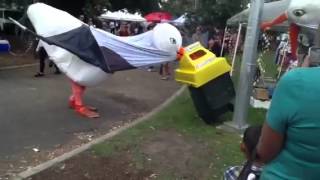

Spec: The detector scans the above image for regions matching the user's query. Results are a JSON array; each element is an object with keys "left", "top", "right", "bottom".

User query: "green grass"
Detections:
[
  {"left": 229, "top": 51, "right": 278, "bottom": 89},
  {"left": 92, "top": 90, "right": 245, "bottom": 179},
  {"left": 89, "top": 51, "right": 276, "bottom": 179}
]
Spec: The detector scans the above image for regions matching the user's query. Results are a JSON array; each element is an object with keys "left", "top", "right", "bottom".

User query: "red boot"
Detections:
[
  {"left": 69, "top": 98, "right": 97, "bottom": 111},
  {"left": 75, "top": 105, "right": 100, "bottom": 118}
]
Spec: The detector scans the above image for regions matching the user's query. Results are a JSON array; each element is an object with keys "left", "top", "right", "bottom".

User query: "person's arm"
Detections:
[
  {"left": 257, "top": 70, "right": 300, "bottom": 163},
  {"left": 301, "top": 55, "right": 310, "bottom": 67},
  {"left": 257, "top": 122, "right": 284, "bottom": 163}
]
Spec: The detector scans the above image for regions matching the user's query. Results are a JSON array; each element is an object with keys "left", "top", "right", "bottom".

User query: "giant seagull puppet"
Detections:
[
  {"left": 17, "top": 3, "right": 183, "bottom": 118},
  {"left": 261, "top": 0, "right": 320, "bottom": 60}
]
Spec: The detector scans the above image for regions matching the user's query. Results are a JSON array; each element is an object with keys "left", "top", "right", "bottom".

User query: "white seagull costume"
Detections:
[{"left": 25, "top": 3, "right": 182, "bottom": 118}]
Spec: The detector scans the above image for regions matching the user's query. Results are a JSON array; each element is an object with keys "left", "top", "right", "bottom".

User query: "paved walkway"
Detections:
[{"left": 0, "top": 65, "right": 180, "bottom": 176}]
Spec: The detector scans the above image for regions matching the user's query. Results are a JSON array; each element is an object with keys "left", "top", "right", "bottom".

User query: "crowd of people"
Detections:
[{"left": 190, "top": 25, "right": 244, "bottom": 57}]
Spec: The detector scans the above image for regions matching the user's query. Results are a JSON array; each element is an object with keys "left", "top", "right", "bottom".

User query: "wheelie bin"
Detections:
[{"left": 175, "top": 42, "right": 235, "bottom": 124}]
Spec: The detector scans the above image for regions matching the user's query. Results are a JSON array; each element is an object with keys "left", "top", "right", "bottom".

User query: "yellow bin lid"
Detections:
[{"left": 175, "top": 42, "right": 231, "bottom": 88}]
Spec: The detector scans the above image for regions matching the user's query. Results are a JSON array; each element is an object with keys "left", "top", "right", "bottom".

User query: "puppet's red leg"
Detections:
[
  {"left": 70, "top": 80, "right": 99, "bottom": 118},
  {"left": 69, "top": 79, "right": 97, "bottom": 111},
  {"left": 289, "top": 23, "right": 300, "bottom": 60},
  {"left": 69, "top": 101, "right": 98, "bottom": 111}
]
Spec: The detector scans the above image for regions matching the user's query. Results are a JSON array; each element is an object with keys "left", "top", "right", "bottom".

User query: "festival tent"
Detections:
[
  {"left": 99, "top": 9, "right": 145, "bottom": 22},
  {"left": 225, "top": 0, "right": 290, "bottom": 75},
  {"left": 227, "top": 0, "right": 290, "bottom": 31},
  {"left": 172, "top": 13, "right": 187, "bottom": 26},
  {"left": 224, "top": 0, "right": 320, "bottom": 74},
  {"left": 227, "top": 0, "right": 317, "bottom": 40}
]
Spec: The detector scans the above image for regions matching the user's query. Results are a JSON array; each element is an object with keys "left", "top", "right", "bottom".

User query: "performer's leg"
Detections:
[
  {"left": 164, "top": 63, "right": 170, "bottom": 75},
  {"left": 69, "top": 82, "right": 98, "bottom": 111},
  {"left": 39, "top": 57, "right": 45, "bottom": 74},
  {"left": 35, "top": 47, "right": 46, "bottom": 77},
  {"left": 71, "top": 81, "right": 85, "bottom": 107},
  {"left": 70, "top": 81, "right": 99, "bottom": 118}
]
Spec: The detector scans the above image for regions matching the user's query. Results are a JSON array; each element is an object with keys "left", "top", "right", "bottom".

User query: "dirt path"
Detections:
[
  {"left": 30, "top": 129, "right": 215, "bottom": 180},
  {"left": 0, "top": 62, "right": 180, "bottom": 178}
]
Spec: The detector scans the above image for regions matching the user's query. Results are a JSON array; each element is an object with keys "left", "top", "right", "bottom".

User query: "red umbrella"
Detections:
[{"left": 144, "top": 12, "right": 172, "bottom": 22}]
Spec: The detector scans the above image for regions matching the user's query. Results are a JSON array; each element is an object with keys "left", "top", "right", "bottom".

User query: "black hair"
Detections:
[
  {"left": 243, "top": 125, "right": 262, "bottom": 158},
  {"left": 237, "top": 125, "right": 263, "bottom": 180}
]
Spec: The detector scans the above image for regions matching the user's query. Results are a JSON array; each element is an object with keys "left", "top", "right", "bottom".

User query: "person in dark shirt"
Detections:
[{"left": 208, "top": 37, "right": 224, "bottom": 57}]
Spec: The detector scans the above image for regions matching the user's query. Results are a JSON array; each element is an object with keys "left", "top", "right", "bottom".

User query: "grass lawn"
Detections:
[
  {"left": 91, "top": 90, "right": 246, "bottom": 179},
  {"left": 230, "top": 50, "right": 279, "bottom": 87},
  {"left": 31, "top": 51, "right": 276, "bottom": 180}
]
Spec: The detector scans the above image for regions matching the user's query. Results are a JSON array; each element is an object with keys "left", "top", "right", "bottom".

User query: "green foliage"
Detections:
[
  {"left": 161, "top": 0, "right": 250, "bottom": 26},
  {"left": 109, "top": 0, "right": 160, "bottom": 14},
  {"left": 193, "top": 0, "right": 245, "bottom": 26},
  {"left": 160, "top": 0, "right": 196, "bottom": 16},
  {"left": 2, "top": 0, "right": 160, "bottom": 17},
  {"left": 0, "top": 0, "right": 33, "bottom": 9},
  {"left": 83, "top": 0, "right": 111, "bottom": 17}
]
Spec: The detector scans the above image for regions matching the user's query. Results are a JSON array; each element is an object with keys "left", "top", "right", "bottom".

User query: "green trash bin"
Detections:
[{"left": 188, "top": 72, "right": 235, "bottom": 124}]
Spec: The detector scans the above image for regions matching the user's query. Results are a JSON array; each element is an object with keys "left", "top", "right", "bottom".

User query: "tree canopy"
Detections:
[
  {"left": 3, "top": 0, "right": 273, "bottom": 25},
  {"left": 2, "top": 0, "right": 160, "bottom": 17},
  {"left": 109, "top": 0, "right": 160, "bottom": 14}
]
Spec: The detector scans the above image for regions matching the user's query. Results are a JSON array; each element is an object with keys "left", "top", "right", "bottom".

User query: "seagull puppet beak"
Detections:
[{"left": 177, "top": 47, "right": 185, "bottom": 60}]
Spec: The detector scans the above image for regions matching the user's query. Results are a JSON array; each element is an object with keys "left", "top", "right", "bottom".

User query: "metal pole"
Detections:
[
  {"left": 230, "top": 23, "right": 243, "bottom": 76},
  {"left": 277, "top": 41, "right": 288, "bottom": 79},
  {"left": 220, "top": 26, "right": 228, "bottom": 57},
  {"left": 231, "top": 0, "right": 264, "bottom": 130},
  {"left": 316, "top": 25, "right": 320, "bottom": 47},
  {"left": 194, "top": 0, "right": 198, "bottom": 10}
]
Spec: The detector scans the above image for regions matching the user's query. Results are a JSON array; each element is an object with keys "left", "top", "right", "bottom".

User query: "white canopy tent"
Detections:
[
  {"left": 171, "top": 13, "right": 187, "bottom": 26},
  {"left": 227, "top": 0, "right": 290, "bottom": 31},
  {"left": 227, "top": 0, "right": 318, "bottom": 34},
  {"left": 99, "top": 9, "right": 146, "bottom": 22},
  {"left": 225, "top": 0, "right": 318, "bottom": 75}
]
